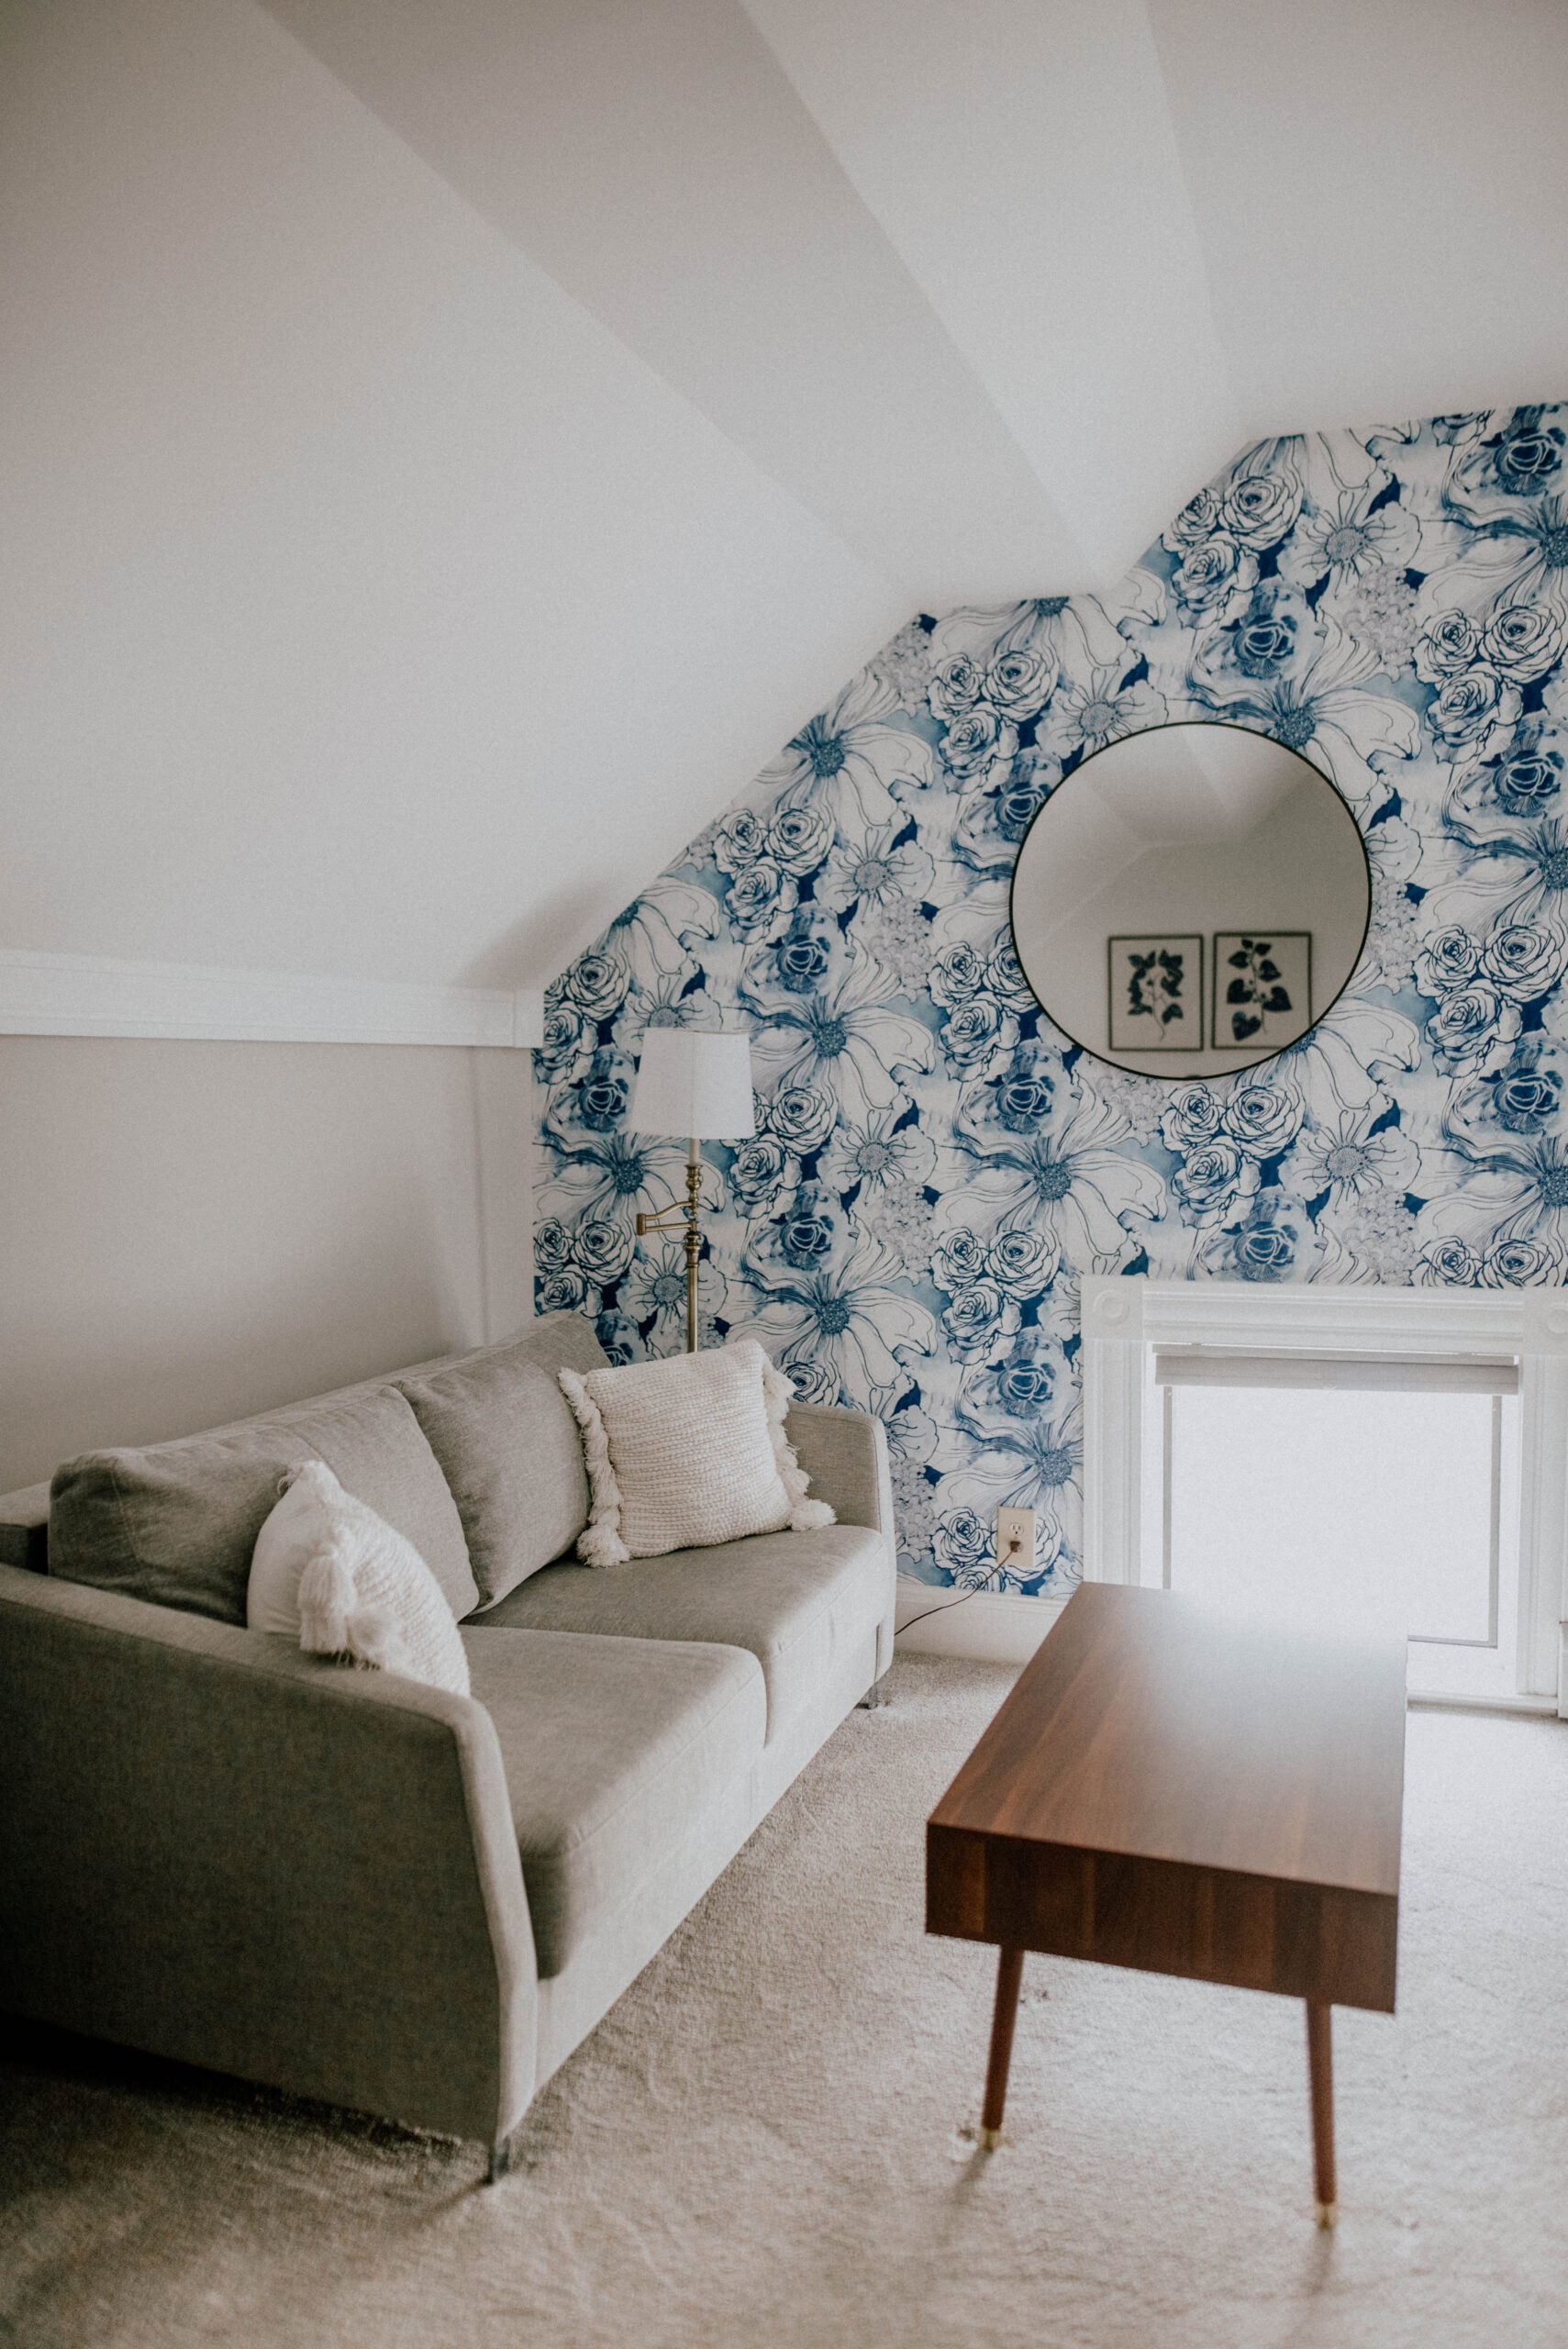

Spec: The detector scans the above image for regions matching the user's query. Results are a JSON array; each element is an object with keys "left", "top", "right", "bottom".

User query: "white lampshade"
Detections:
[{"left": 630, "top": 1028, "right": 756, "bottom": 1140}]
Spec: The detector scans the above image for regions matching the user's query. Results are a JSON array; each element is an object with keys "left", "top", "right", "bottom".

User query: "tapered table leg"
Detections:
[
  {"left": 979, "top": 1944, "right": 1026, "bottom": 2148},
  {"left": 1306, "top": 1999, "right": 1336, "bottom": 2227}
]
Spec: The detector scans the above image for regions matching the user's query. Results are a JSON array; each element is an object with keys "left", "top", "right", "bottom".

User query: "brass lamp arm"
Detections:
[
  {"left": 634, "top": 1202, "right": 691, "bottom": 1234},
  {"left": 634, "top": 1167, "right": 720, "bottom": 1235}
]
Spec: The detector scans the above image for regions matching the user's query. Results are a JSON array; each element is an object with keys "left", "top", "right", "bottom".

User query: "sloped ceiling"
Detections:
[{"left": 4, "top": 0, "right": 1567, "bottom": 991}]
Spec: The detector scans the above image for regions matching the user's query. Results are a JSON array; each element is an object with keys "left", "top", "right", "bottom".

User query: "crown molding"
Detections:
[{"left": 0, "top": 950, "right": 543, "bottom": 1050}]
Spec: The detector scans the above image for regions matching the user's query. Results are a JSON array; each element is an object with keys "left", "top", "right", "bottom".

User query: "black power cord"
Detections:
[{"left": 895, "top": 1524, "right": 1030, "bottom": 1641}]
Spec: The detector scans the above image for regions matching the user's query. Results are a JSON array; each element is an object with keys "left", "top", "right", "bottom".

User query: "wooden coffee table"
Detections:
[{"left": 927, "top": 1584, "right": 1406, "bottom": 2224}]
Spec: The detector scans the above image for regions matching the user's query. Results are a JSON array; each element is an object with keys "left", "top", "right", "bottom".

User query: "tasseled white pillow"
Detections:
[
  {"left": 247, "top": 1460, "right": 471, "bottom": 1698},
  {"left": 557, "top": 1339, "right": 835, "bottom": 1566}
]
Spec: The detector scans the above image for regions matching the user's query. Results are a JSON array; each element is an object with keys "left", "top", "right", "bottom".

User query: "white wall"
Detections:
[
  {"left": 741, "top": 0, "right": 1240, "bottom": 578},
  {"left": 0, "top": 0, "right": 902, "bottom": 996},
  {"left": 0, "top": 1036, "right": 532, "bottom": 1492},
  {"left": 8, "top": 0, "right": 1568, "bottom": 1010},
  {"left": 1148, "top": 0, "right": 1568, "bottom": 434}
]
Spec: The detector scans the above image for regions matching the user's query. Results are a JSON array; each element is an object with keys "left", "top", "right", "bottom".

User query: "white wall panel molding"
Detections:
[{"left": 0, "top": 951, "right": 543, "bottom": 1051}]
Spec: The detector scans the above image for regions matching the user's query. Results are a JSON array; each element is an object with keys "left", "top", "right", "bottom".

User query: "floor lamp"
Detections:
[{"left": 631, "top": 1029, "right": 755, "bottom": 1353}]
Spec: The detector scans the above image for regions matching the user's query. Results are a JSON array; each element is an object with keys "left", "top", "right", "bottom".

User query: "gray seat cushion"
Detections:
[
  {"left": 473, "top": 1522, "right": 888, "bottom": 1745},
  {"left": 462, "top": 1627, "right": 763, "bottom": 1976},
  {"left": 49, "top": 1386, "right": 476, "bottom": 1626},
  {"left": 398, "top": 1313, "right": 609, "bottom": 1609}
]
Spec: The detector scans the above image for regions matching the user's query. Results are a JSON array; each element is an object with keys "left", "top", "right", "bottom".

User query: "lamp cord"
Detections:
[{"left": 895, "top": 1531, "right": 1029, "bottom": 1642}]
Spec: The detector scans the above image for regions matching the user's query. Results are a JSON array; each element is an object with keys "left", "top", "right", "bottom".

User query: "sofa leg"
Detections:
[
  {"left": 485, "top": 2135, "right": 511, "bottom": 2186},
  {"left": 857, "top": 1676, "right": 887, "bottom": 1710}
]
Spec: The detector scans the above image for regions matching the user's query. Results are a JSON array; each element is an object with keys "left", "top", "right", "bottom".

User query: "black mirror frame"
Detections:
[{"left": 1006, "top": 717, "right": 1374, "bottom": 1083}]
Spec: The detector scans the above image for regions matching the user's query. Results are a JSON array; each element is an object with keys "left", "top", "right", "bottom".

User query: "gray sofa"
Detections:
[{"left": 0, "top": 1313, "right": 895, "bottom": 2175}]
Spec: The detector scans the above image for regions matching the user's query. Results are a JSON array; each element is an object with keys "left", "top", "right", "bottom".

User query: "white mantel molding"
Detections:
[{"left": 0, "top": 950, "right": 544, "bottom": 1051}]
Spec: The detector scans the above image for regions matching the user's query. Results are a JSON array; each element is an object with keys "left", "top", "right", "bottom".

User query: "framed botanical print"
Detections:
[
  {"left": 1107, "top": 935, "right": 1204, "bottom": 1052},
  {"left": 1213, "top": 932, "right": 1312, "bottom": 1048}
]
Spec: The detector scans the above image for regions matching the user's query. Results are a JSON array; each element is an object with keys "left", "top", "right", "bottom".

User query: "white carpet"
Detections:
[{"left": 3, "top": 1657, "right": 1566, "bottom": 2349}]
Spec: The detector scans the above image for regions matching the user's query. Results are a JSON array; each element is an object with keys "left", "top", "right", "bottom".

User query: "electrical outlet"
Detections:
[{"left": 996, "top": 1508, "right": 1037, "bottom": 1569}]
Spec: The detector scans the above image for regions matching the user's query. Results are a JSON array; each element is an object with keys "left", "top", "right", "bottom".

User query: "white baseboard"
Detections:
[
  {"left": 894, "top": 1575, "right": 1067, "bottom": 1664},
  {"left": 0, "top": 949, "right": 544, "bottom": 1050}
]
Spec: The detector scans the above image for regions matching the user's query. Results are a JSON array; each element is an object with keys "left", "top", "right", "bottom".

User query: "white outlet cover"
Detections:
[{"left": 996, "top": 1508, "right": 1037, "bottom": 1561}]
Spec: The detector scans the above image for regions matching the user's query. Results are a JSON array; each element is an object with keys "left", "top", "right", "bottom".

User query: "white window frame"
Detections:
[{"left": 1081, "top": 1275, "right": 1568, "bottom": 1713}]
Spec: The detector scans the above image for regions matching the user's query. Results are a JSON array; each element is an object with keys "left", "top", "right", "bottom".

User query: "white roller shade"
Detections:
[{"left": 1152, "top": 1347, "right": 1518, "bottom": 1396}]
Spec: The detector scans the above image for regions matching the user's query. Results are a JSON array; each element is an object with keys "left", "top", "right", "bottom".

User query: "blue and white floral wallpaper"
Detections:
[{"left": 535, "top": 404, "right": 1568, "bottom": 1597}]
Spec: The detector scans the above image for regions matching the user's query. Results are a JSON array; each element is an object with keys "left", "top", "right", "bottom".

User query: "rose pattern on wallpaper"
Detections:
[{"left": 536, "top": 405, "right": 1568, "bottom": 1596}]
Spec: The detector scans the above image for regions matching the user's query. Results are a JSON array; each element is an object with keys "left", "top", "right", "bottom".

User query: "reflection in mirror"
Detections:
[{"left": 1009, "top": 722, "right": 1372, "bottom": 1079}]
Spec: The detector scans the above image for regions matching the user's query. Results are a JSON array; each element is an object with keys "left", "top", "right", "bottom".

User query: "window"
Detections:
[
  {"left": 1158, "top": 1359, "right": 1520, "bottom": 1702},
  {"left": 1082, "top": 1279, "right": 1565, "bottom": 1712}
]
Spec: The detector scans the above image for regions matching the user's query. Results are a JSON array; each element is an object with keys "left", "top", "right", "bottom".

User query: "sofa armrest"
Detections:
[
  {"left": 0, "top": 1564, "right": 537, "bottom": 2145},
  {"left": 784, "top": 1401, "right": 893, "bottom": 1542},
  {"left": 785, "top": 1404, "right": 895, "bottom": 1678},
  {"left": 784, "top": 1402, "right": 896, "bottom": 1682},
  {"left": 0, "top": 1481, "right": 50, "bottom": 1573}
]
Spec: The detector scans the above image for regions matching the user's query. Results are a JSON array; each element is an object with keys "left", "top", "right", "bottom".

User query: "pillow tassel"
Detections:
[
  {"left": 342, "top": 1601, "right": 412, "bottom": 1677},
  {"left": 558, "top": 1367, "right": 631, "bottom": 1566},
  {"left": 293, "top": 1463, "right": 414, "bottom": 1669},
  {"left": 756, "top": 1347, "right": 837, "bottom": 1533},
  {"left": 296, "top": 1526, "right": 361, "bottom": 1659}
]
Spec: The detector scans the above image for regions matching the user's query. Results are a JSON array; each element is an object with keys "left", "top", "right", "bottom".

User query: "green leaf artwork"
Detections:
[
  {"left": 1128, "top": 946, "right": 1187, "bottom": 1028},
  {"left": 1108, "top": 936, "right": 1204, "bottom": 1053},
  {"left": 1225, "top": 936, "right": 1293, "bottom": 1042}
]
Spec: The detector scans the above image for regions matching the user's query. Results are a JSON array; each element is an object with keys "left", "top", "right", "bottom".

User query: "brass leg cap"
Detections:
[
  {"left": 977, "top": 2126, "right": 1003, "bottom": 2150},
  {"left": 1315, "top": 2201, "right": 1338, "bottom": 2231}
]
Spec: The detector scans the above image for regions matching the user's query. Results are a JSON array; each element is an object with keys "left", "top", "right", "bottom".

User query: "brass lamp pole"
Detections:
[
  {"left": 628, "top": 1030, "right": 755, "bottom": 1353},
  {"left": 635, "top": 1139, "right": 706, "bottom": 1353}
]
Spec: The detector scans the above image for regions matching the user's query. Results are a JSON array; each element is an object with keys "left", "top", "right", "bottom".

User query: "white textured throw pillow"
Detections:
[
  {"left": 247, "top": 1460, "right": 471, "bottom": 1698},
  {"left": 558, "top": 1340, "right": 835, "bottom": 1566}
]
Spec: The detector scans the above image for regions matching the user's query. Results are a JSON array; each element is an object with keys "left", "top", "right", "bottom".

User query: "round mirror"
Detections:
[{"left": 1008, "top": 721, "right": 1371, "bottom": 1080}]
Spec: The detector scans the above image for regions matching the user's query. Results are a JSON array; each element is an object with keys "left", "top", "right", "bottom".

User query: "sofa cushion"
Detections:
[
  {"left": 462, "top": 1627, "right": 764, "bottom": 1976},
  {"left": 472, "top": 1521, "right": 889, "bottom": 1746},
  {"left": 49, "top": 1385, "right": 476, "bottom": 1627},
  {"left": 397, "top": 1313, "right": 610, "bottom": 1609}
]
